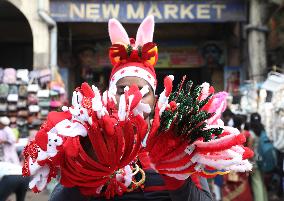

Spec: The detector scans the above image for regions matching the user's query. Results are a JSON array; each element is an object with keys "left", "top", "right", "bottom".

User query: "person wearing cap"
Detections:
[
  {"left": 48, "top": 16, "right": 213, "bottom": 201},
  {"left": 22, "top": 16, "right": 251, "bottom": 201},
  {"left": 0, "top": 116, "right": 29, "bottom": 201}
]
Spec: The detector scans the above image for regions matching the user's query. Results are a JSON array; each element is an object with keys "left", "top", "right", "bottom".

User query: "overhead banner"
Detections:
[{"left": 50, "top": 0, "right": 247, "bottom": 23}]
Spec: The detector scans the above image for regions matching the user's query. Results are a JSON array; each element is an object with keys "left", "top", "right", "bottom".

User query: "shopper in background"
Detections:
[
  {"left": 222, "top": 108, "right": 234, "bottom": 127},
  {"left": 0, "top": 116, "right": 29, "bottom": 201},
  {"left": 250, "top": 112, "right": 282, "bottom": 201},
  {"left": 210, "top": 108, "right": 234, "bottom": 201},
  {"left": 221, "top": 115, "right": 253, "bottom": 201},
  {"left": 248, "top": 113, "right": 268, "bottom": 201}
]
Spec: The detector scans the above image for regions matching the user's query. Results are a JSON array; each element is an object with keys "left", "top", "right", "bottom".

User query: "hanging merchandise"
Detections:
[
  {"left": 0, "top": 102, "right": 7, "bottom": 113},
  {"left": 27, "top": 83, "right": 39, "bottom": 93},
  {"left": 18, "top": 84, "right": 28, "bottom": 98},
  {"left": 38, "top": 99, "right": 50, "bottom": 108},
  {"left": 272, "top": 108, "right": 284, "bottom": 152},
  {"left": 17, "top": 69, "right": 29, "bottom": 83},
  {"left": 16, "top": 118, "right": 28, "bottom": 127},
  {"left": 262, "top": 71, "right": 284, "bottom": 92},
  {"left": 39, "top": 68, "right": 51, "bottom": 85},
  {"left": 40, "top": 109, "right": 49, "bottom": 118},
  {"left": 0, "top": 67, "right": 66, "bottom": 151},
  {"left": 17, "top": 110, "right": 29, "bottom": 118},
  {"left": 27, "top": 93, "right": 38, "bottom": 105},
  {"left": 17, "top": 99, "right": 27, "bottom": 109},
  {"left": 7, "top": 85, "right": 19, "bottom": 102},
  {"left": 49, "top": 70, "right": 66, "bottom": 109},
  {"left": 3, "top": 68, "right": 17, "bottom": 84},
  {"left": 0, "top": 83, "right": 9, "bottom": 99},
  {"left": 260, "top": 70, "right": 284, "bottom": 142},
  {"left": 50, "top": 70, "right": 66, "bottom": 96},
  {"left": 0, "top": 68, "right": 4, "bottom": 83},
  {"left": 28, "top": 105, "right": 40, "bottom": 113},
  {"left": 239, "top": 80, "right": 258, "bottom": 113},
  {"left": 8, "top": 103, "right": 17, "bottom": 112},
  {"left": 37, "top": 89, "right": 50, "bottom": 98}
]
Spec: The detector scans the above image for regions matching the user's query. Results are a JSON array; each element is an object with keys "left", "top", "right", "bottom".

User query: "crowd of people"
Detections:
[{"left": 210, "top": 109, "right": 284, "bottom": 201}]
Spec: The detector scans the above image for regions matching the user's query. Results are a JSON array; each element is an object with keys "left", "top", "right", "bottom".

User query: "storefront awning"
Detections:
[{"left": 50, "top": 0, "right": 247, "bottom": 23}]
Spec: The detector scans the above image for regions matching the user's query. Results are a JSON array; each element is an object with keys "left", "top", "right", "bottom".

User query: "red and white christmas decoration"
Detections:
[{"left": 22, "top": 16, "right": 253, "bottom": 199}]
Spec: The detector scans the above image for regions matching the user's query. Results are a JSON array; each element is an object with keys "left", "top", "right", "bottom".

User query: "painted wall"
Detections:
[{"left": 7, "top": 0, "right": 50, "bottom": 69}]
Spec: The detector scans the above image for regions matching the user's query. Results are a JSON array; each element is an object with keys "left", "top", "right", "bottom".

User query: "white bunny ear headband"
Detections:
[
  {"left": 108, "top": 16, "right": 158, "bottom": 92},
  {"left": 108, "top": 15, "right": 155, "bottom": 48}
]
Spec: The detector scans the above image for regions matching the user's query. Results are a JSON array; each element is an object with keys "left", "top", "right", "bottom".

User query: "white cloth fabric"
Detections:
[{"left": 0, "top": 162, "right": 22, "bottom": 179}]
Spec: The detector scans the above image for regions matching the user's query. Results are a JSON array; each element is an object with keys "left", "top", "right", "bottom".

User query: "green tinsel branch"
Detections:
[
  {"left": 137, "top": 45, "right": 142, "bottom": 58},
  {"left": 159, "top": 78, "right": 223, "bottom": 143},
  {"left": 126, "top": 45, "right": 133, "bottom": 57}
]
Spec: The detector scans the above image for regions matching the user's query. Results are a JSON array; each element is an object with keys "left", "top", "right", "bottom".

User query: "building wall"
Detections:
[{"left": 7, "top": 0, "right": 50, "bottom": 69}]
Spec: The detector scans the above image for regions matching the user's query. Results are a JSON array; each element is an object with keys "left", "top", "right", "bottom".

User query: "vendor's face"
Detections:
[{"left": 115, "top": 77, "right": 155, "bottom": 119}]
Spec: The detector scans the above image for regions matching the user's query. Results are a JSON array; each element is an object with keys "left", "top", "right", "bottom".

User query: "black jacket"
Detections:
[{"left": 49, "top": 170, "right": 213, "bottom": 201}]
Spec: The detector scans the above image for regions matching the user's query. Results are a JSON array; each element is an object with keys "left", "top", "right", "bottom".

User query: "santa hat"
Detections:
[{"left": 108, "top": 16, "right": 158, "bottom": 93}]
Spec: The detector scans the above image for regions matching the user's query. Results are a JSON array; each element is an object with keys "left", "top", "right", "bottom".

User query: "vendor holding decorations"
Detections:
[{"left": 22, "top": 16, "right": 253, "bottom": 201}]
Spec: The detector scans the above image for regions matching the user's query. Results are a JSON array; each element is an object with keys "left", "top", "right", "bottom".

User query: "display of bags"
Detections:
[
  {"left": 27, "top": 94, "right": 38, "bottom": 105},
  {"left": 31, "top": 119, "right": 42, "bottom": 127},
  {"left": 7, "top": 85, "right": 19, "bottom": 102},
  {"left": 16, "top": 118, "right": 27, "bottom": 126},
  {"left": 28, "top": 105, "right": 40, "bottom": 113},
  {"left": 0, "top": 67, "right": 66, "bottom": 140},
  {"left": 40, "top": 109, "right": 49, "bottom": 117},
  {"left": 0, "top": 68, "right": 4, "bottom": 83},
  {"left": 8, "top": 104, "right": 17, "bottom": 111},
  {"left": 27, "top": 76, "right": 40, "bottom": 93},
  {"left": 17, "top": 110, "right": 29, "bottom": 117},
  {"left": 17, "top": 69, "right": 29, "bottom": 83},
  {"left": 3, "top": 68, "right": 16, "bottom": 84},
  {"left": 38, "top": 99, "right": 50, "bottom": 108},
  {"left": 37, "top": 89, "right": 50, "bottom": 98},
  {"left": 0, "top": 102, "right": 7, "bottom": 112},
  {"left": 39, "top": 68, "right": 51, "bottom": 84},
  {"left": 7, "top": 94, "right": 18, "bottom": 102},
  {"left": 18, "top": 85, "right": 28, "bottom": 97},
  {"left": 0, "top": 84, "right": 9, "bottom": 98},
  {"left": 17, "top": 100, "right": 27, "bottom": 108},
  {"left": 50, "top": 98, "right": 62, "bottom": 108},
  {"left": 8, "top": 111, "right": 17, "bottom": 116},
  {"left": 27, "top": 83, "right": 39, "bottom": 93}
]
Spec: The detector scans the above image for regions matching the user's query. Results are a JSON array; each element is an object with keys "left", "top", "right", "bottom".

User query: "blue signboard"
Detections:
[{"left": 50, "top": 0, "right": 247, "bottom": 23}]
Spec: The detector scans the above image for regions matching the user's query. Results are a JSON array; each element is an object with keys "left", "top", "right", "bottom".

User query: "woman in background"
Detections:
[{"left": 0, "top": 116, "right": 29, "bottom": 201}]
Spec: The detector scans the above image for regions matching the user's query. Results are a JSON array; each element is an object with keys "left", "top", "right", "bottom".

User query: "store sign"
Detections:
[{"left": 50, "top": 0, "right": 247, "bottom": 23}]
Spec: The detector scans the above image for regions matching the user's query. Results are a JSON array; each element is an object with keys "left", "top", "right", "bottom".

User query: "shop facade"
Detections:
[
  {"left": 0, "top": 0, "right": 51, "bottom": 69},
  {"left": 50, "top": 0, "right": 248, "bottom": 94},
  {"left": 0, "top": 0, "right": 66, "bottom": 141}
]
